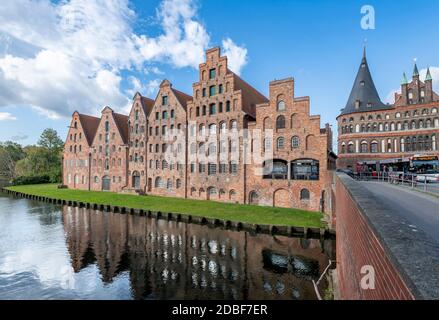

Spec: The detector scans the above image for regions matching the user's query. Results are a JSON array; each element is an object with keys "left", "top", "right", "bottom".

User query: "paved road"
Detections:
[{"left": 360, "top": 181, "right": 439, "bottom": 242}]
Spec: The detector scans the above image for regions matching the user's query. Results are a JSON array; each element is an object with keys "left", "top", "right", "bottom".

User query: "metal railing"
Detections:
[{"left": 351, "top": 171, "right": 439, "bottom": 195}]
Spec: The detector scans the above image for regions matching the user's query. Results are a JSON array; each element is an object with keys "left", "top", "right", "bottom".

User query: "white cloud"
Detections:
[
  {"left": 0, "top": 0, "right": 249, "bottom": 119},
  {"left": 10, "top": 134, "right": 28, "bottom": 141},
  {"left": 222, "top": 38, "right": 248, "bottom": 75},
  {"left": 0, "top": 112, "right": 16, "bottom": 121}
]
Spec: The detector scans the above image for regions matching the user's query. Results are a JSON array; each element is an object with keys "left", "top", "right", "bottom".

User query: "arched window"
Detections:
[
  {"left": 190, "top": 142, "right": 196, "bottom": 154},
  {"left": 277, "top": 137, "right": 285, "bottom": 150},
  {"left": 199, "top": 124, "right": 206, "bottom": 136},
  {"left": 264, "top": 138, "right": 272, "bottom": 152},
  {"left": 155, "top": 177, "right": 162, "bottom": 188},
  {"left": 360, "top": 141, "right": 368, "bottom": 153},
  {"left": 220, "top": 122, "right": 227, "bottom": 134},
  {"left": 277, "top": 100, "right": 285, "bottom": 111},
  {"left": 276, "top": 116, "right": 285, "bottom": 129},
  {"left": 347, "top": 142, "right": 354, "bottom": 153},
  {"left": 167, "top": 179, "right": 172, "bottom": 190},
  {"left": 300, "top": 189, "right": 310, "bottom": 200},
  {"left": 370, "top": 141, "right": 378, "bottom": 153},
  {"left": 209, "top": 123, "right": 217, "bottom": 135},
  {"left": 230, "top": 120, "right": 238, "bottom": 130},
  {"left": 291, "top": 136, "right": 300, "bottom": 149},
  {"left": 208, "top": 143, "right": 216, "bottom": 155}
]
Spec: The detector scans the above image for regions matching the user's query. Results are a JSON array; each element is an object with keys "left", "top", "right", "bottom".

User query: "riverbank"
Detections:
[{"left": 4, "top": 184, "right": 325, "bottom": 229}]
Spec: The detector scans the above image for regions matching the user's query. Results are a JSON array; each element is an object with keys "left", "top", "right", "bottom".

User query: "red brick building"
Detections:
[
  {"left": 247, "top": 78, "right": 335, "bottom": 211},
  {"left": 63, "top": 112, "right": 100, "bottom": 190},
  {"left": 126, "top": 92, "right": 154, "bottom": 193},
  {"left": 146, "top": 79, "right": 192, "bottom": 198},
  {"left": 89, "top": 107, "right": 129, "bottom": 192},
  {"left": 337, "top": 50, "right": 439, "bottom": 171},
  {"left": 63, "top": 47, "right": 334, "bottom": 213},
  {"left": 186, "top": 47, "right": 269, "bottom": 204}
]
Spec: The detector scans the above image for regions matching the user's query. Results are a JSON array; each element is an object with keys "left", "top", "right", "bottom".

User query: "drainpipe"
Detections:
[{"left": 88, "top": 152, "right": 92, "bottom": 191}]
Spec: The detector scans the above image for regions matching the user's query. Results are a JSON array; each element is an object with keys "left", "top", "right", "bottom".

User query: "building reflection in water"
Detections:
[{"left": 62, "top": 206, "right": 334, "bottom": 300}]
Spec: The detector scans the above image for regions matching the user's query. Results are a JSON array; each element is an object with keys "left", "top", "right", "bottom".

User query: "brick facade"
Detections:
[
  {"left": 63, "top": 112, "right": 99, "bottom": 190},
  {"left": 246, "top": 78, "right": 335, "bottom": 211},
  {"left": 146, "top": 80, "right": 191, "bottom": 198},
  {"left": 126, "top": 93, "right": 154, "bottom": 193},
  {"left": 337, "top": 56, "right": 439, "bottom": 171},
  {"left": 63, "top": 47, "right": 334, "bottom": 213},
  {"left": 89, "top": 107, "right": 129, "bottom": 192}
]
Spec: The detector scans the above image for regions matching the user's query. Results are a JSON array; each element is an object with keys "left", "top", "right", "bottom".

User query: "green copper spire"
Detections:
[
  {"left": 413, "top": 61, "right": 419, "bottom": 77},
  {"left": 401, "top": 72, "right": 408, "bottom": 85},
  {"left": 425, "top": 67, "right": 432, "bottom": 81}
]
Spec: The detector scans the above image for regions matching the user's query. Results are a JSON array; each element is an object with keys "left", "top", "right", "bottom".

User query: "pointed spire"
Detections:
[
  {"left": 413, "top": 59, "right": 419, "bottom": 77},
  {"left": 425, "top": 67, "right": 432, "bottom": 81},
  {"left": 401, "top": 72, "right": 408, "bottom": 85},
  {"left": 341, "top": 47, "right": 386, "bottom": 115}
]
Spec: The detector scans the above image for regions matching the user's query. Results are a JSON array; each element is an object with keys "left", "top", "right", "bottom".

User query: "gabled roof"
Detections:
[
  {"left": 77, "top": 113, "right": 100, "bottom": 146},
  {"left": 340, "top": 49, "right": 389, "bottom": 116},
  {"left": 113, "top": 112, "right": 129, "bottom": 144},
  {"left": 171, "top": 88, "right": 192, "bottom": 109},
  {"left": 227, "top": 69, "right": 268, "bottom": 116},
  {"left": 141, "top": 96, "right": 155, "bottom": 116}
]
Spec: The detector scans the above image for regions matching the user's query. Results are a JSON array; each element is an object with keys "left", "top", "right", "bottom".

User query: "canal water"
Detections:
[{"left": 0, "top": 194, "right": 335, "bottom": 300}]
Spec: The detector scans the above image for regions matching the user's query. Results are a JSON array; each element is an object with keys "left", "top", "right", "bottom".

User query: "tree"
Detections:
[
  {"left": 0, "top": 142, "right": 24, "bottom": 180},
  {"left": 37, "top": 128, "right": 63, "bottom": 152},
  {"left": 0, "top": 148, "right": 16, "bottom": 180},
  {"left": 1, "top": 141, "right": 25, "bottom": 162}
]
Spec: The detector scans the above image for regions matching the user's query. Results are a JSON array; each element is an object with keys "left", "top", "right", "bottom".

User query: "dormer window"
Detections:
[
  {"left": 367, "top": 103, "right": 372, "bottom": 108},
  {"left": 355, "top": 100, "right": 360, "bottom": 109},
  {"left": 360, "top": 81, "right": 365, "bottom": 86},
  {"left": 420, "top": 90, "right": 425, "bottom": 98}
]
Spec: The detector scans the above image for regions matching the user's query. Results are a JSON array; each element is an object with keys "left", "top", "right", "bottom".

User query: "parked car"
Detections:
[{"left": 415, "top": 170, "right": 439, "bottom": 183}]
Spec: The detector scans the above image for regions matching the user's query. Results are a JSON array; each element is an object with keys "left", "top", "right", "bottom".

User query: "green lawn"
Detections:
[{"left": 5, "top": 184, "right": 324, "bottom": 228}]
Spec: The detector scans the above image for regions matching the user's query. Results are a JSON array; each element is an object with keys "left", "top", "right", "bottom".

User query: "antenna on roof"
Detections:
[{"left": 363, "top": 38, "right": 368, "bottom": 57}]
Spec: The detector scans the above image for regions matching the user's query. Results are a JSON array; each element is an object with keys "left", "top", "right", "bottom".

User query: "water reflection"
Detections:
[{"left": 0, "top": 195, "right": 334, "bottom": 300}]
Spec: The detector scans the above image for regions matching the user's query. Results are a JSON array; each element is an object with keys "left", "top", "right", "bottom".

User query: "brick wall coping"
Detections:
[{"left": 337, "top": 172, "right": 439, "bottom": 299}]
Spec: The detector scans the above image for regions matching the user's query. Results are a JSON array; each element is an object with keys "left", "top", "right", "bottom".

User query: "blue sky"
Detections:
[{"left": 0, "top": 0, "right": 438, "bottom": 146}]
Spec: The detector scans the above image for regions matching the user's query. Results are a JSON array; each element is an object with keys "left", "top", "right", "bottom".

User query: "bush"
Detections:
[{"left": 12, "top": 175, "right": 51, "bottom": 186}]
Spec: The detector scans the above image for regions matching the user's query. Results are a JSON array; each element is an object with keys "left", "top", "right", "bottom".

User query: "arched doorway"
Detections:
[
  {"left": 132, "top": 171, "right": 140, "bottom": 190},
  {"left": 249, "top": 191, "right": 259, "bottom": 205},
  {"left": 207, "top": 187, "right": 216, "bottom": 200},
  {"left": 273, "top": 189, "right": 291, "bottom": 208},
  {"left": 102, "top": 175, "right": 111, "bottom": 191}
]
